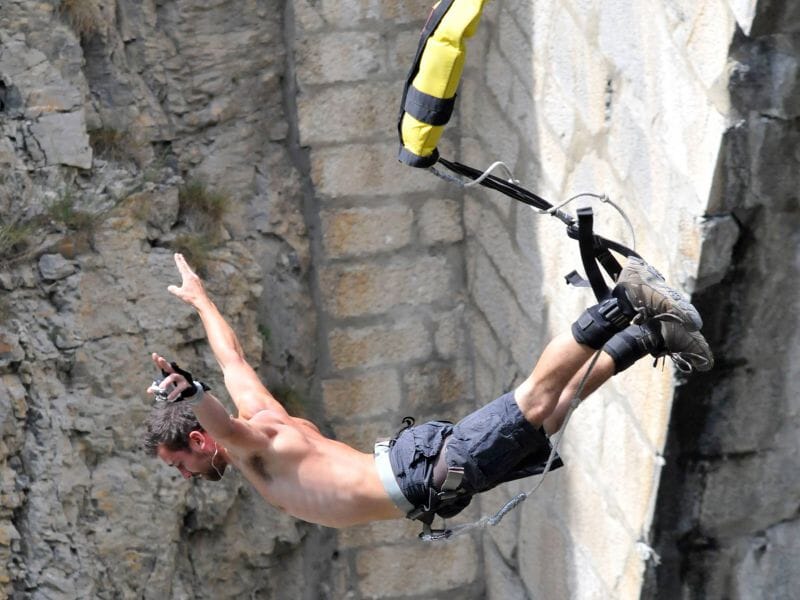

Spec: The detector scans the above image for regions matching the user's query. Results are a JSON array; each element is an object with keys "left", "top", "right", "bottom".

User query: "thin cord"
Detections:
[
  {"left": 424, "top": 350, "right": 603, "bottom": 541},
  {"left": 462, "top": 161, "right": 519, "bottom": 187},
  {"left": 533, "top": 192, "right": 637, "bottom": 251},
  {"left": 211, "top": 443, "right": 223, "bottom": 480}
]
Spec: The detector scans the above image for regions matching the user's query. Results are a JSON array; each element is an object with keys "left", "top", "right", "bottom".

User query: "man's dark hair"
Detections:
[{"left": 143, "top": 401, "right": 204, "bottom": 456}]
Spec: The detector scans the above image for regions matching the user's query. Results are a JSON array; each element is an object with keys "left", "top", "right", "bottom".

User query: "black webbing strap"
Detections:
[
  {"left": 576, "top": 207, "right": 612, "bottom": 301},
  {"left": 404, "top": 86, "right": 457, "bottom": 125},
  {"left": 434, "top": 159, "right": 642, "bottom": 302}
]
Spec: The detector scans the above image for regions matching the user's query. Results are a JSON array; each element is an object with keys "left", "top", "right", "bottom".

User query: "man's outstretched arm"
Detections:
[{"left": 167, "top": 253, "right": 288, "bottom": 421}]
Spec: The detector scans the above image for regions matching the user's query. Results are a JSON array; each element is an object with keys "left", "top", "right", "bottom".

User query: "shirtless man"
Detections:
[{"left": 144, "top": 253, "right": 712, "bottom": 530}]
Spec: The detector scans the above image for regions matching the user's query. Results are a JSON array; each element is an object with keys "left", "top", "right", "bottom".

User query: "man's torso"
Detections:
[{"left": 225, "top": 410, "right": 403, "bottom": 527}]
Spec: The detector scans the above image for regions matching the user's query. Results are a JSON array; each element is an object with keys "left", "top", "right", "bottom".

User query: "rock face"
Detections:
[
  {"left": 1, "top": 1, "right": 797, "bottom": 599},
  {"left": 644, "top": 6, "right": 800, "bottom": 599}
]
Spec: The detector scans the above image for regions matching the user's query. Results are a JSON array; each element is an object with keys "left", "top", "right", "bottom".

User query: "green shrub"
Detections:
[
  {"left": 47, "top": 193, "right": 97, "bottom": 233},
  {"left": 89, "top": 127, "right": 135, "bottom": 162},
  {"left": 172, "top": 233, "right": 213, "bottom": 276},
  {"left": 178, "top": 180, "right": 228, "bottom": 230},
  {"left": 271, "top": 385, "right": 307, "bottom": 418},
  {"left": 0, "top": 221, "right": 34, "bottom": 259}
]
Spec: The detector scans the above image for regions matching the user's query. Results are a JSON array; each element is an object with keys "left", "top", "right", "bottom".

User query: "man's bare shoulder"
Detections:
[{"left": 245, "top": 409, "right": 324, "bottom": 437}]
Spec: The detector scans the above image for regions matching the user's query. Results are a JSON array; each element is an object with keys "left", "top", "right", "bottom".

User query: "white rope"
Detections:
[
  {"left": 462, "top": 160, "right": 519, "bottom": 187},
  {"left": 531, "top": 192, "right": 637, "bottom": 251}
]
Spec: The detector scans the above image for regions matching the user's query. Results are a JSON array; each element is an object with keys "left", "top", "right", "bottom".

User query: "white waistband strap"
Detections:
[{"left": 374, "top": 441, "right": 415, "bottom": 514}]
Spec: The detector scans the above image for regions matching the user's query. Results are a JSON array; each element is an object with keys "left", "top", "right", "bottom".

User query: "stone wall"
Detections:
[
  {"left": 1, "top": 0, "right": 797, "bottom": 599},
  {"left": 452, "top": 1, "right": 758, "bottom": 598}
]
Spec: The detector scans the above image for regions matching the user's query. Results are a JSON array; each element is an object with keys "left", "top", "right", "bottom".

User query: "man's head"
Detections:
[{"left": 144, "top": 402, "right": 227, "bottom": 481}]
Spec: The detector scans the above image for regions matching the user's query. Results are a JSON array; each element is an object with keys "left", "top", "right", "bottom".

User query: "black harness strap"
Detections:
[{"left": 576, "top": 208, "right": 612, "bottom": 301}]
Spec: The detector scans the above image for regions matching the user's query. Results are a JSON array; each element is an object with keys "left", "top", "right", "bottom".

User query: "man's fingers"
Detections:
[
  {"left": 152, "top": 353, "right": 173, "bottom": 373},
  {"left": 174, "top": 253, "right": 195, "bottom": 277}
]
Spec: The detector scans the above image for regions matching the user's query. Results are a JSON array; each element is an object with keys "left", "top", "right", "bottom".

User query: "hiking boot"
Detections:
[
  {"left": 616, "top": 256, "right": 703, "bottom": 331},
  {"left": 653, "top": 320, "right": 714, "bottom": 372}
]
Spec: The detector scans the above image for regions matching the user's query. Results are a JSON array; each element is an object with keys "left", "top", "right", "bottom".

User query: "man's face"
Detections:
[{"left": 157, "top": 441, "right": 226, "bottom": 481}]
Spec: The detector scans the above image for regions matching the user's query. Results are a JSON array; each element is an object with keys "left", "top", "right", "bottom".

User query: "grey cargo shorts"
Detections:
[{"left": 385, "top": 391, "right": 563, "bottom": 518}]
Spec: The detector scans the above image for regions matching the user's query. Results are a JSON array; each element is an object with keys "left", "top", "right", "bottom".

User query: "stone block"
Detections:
[
  {"left": 322, "top": 369, "right": 402, "bottom": 422},
  {"left": 327, "top": 318, "right": 433, "bottom": 370},
  {"left": 38, "top": 253, "right": 77, "bottom": 281},
  {"left": 470, "top": 247, "right": 539, "bottom": 370},
  {"left": 557, "top": 461, "right": 639, "bottom": 592},
  {"left": 337, "top": 519, "right": 421, "bottom": 550},
  {"left": 496, "top": 6, "right": 533, "bottom": 93},
  {"left": 29, "top": 110, "right": 92, "bottom": 169},
  {"left": 310, "top": 142, "right": 433, "bottom": 197},
  {"left": 355, "top": 537, "right": 479, "bottom": 598},
  {"left": 486, "top": 43, "right": 515, "bottom": 114},
  {"left": 485, "top": 537, "right": 528, "bottom": 600},
  {"left": 403, "top": 360, "right": 471, "bottom": 415},
  {"left": 541, "top": 73, "right": 577, "bottom": 149},
  {"left": 548, "top": 8, "right": 607, "bottom": 135},
  {"left": 388, "top": 28, "right": 422, "bottom": 74},
  {"left": 0, "top": 375, "right": 27, "bottom": 430},
  {"left": 459, "top": 80, "right": 521, "bottom": 170},
  {"left": 419, "top": 198, "right": 463, "bottom": 245},
  {"left": 319, "top": 255, "right": 455, "bottom": 318},
  {"left": 599, "top": 3, "right": 648, "bottom": 89},
  {"left": 433, "top": 305, "right": 467, "bottom": 359},
  {"left": 293, "top": 0, "right": 430, "bottom": 31},
  {"left": 320, "top": 205, "right": 413, "bottom": 259},
  {"left": 332, "top": 420, "right": 393, "bottom": 453},
  {"left": 519, "top": 502, "right": 573, "bottom": 600},
  {"left": 297, "top": 83, "right": 397, "bottom": 145},
  {"left": 295, "top": 32, "right": 385, "bottom": 86},
  {"left": 685, "top": 0, "right": 736, "bottom": 89},
  {"left": 0, "top": 333, "right": 24, "bottom": 371},
  {"left": 598, "top": 401, "right": 660, "bottom": 531}
]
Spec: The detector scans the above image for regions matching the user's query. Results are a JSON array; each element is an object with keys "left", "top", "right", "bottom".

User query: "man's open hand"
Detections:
[
  {"left": 167, "top": 253, "right": 207, "bottom": 307},
  {"left": 148, "top": 353, "right": 193, "bottom": 402}
]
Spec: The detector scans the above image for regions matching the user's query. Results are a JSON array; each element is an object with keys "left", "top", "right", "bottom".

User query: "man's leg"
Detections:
[
  {"left": 513, "top": 294, "right": 634, "bottom": 428},
  {"left": 514, "top": 256, "right": 713, "bottom": 434}
]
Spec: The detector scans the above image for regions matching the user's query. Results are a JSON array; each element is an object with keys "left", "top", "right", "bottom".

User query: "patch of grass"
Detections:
[
  {"left": 47, "top": 192, "right": 97, "bottom": 234},
  {"left": 0, "top": 221, "right": 36, "bottom": 260},
  {"left": 271, "top": 385, "right": 307, "bottom": 418},
  {"left": 258, "top": 324, "right": 271, "bottom": 344},
  {"left": 178, "top": 180, "right": 228, "bottom": 231},
  {"left": 172, "top": 233, "right": 213, "bottom": 276},
  {"left": 88, "top": 127, "right": 135, "bottom": 162},
  {"left": 60, "top": 0, "right": 104, "bottom": 38}
]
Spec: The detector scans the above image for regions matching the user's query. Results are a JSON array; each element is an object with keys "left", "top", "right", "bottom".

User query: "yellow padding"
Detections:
[
  {"left": 412, "top": 0, "right": 486, "bottom": 101},
  {"left": 401, "top": 114, "right": 444, "bottom": 158}
]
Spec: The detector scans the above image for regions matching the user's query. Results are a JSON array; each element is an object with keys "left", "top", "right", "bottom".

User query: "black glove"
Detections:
[{"left": 153, "top": 361, "right": 210, "bottom": 403}]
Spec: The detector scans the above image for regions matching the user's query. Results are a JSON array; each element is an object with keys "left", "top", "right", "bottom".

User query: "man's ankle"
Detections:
[{"left": 572, "top": 296, "right": 633, "bottom": 349}]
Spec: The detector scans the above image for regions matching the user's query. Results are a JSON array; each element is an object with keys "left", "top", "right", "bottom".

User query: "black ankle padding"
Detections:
[
  {"left": 571, "top": 298, "right": 631, "bottom": 349},
  {"left": 603, "top": 328, "right": 647, "bottom": 373},
  {"left": 603, "top": 323, "right": 663, "bottom": 374}
]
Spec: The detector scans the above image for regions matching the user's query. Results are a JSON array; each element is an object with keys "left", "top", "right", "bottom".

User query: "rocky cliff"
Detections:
[{"left": 1, "top": 1, "right": 798, "bottom": 599}]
